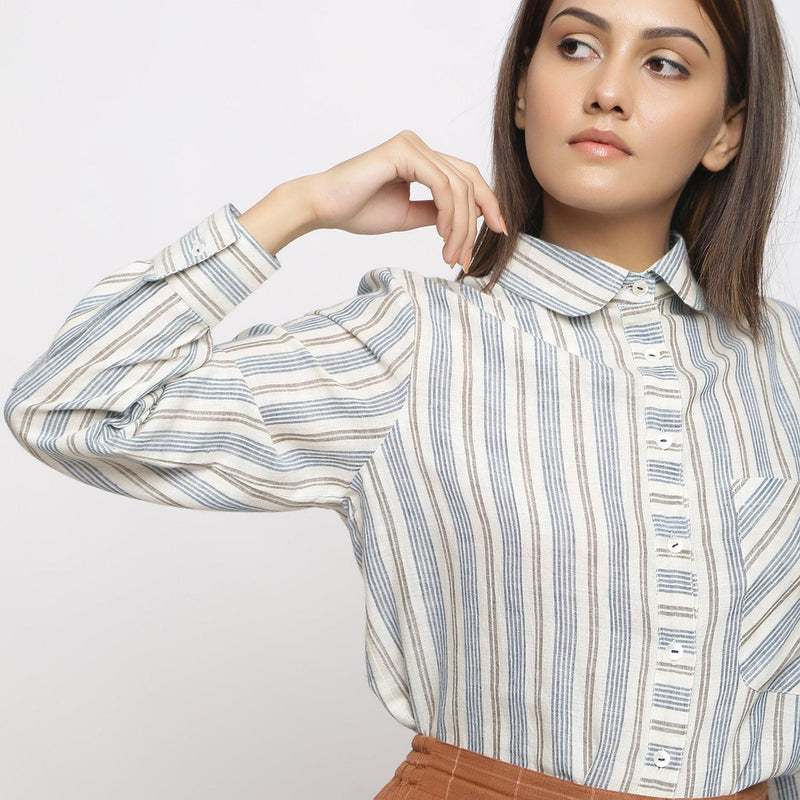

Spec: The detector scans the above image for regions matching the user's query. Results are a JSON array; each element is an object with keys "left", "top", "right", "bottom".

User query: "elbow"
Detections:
[
  {"left": 4, "top": 383, "right": 27, "bottom": 445},
  {"left": 3, "top": 383, "right": 57, "bottom": 461},
  {"left": 4, "top": 384, "right": 39, "bottom": 455}
]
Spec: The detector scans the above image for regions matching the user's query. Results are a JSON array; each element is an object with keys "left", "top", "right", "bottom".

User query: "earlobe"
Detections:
[
  {"left": 515, "top": 76, "right": 528, "bottom": 130},
  {"left": 700, "top": 99, "right": 746, "bottom": 172},
  {"left": 515, "top": 47, "right": 533, "bottom": 130}
]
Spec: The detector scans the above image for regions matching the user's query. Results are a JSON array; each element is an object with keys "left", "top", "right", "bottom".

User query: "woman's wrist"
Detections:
[{"left": 237, "top": 175, "right": 320, "bottom": 256}]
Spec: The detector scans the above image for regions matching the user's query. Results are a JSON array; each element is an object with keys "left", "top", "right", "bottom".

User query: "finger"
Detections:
[
  {"left": 396, "top": 132, "right": 505, "bottom": 236},
  {"left": 401, "top": 199, "right": 441, "bottom": 234},
  {"left": 446, "top": 169, "right": 471, "bottom": 268},
  {"left": 402, "top": 138, "right": 472, "bottom": 267},
  {"left": 391, "top": 134, "right": 456, "bottom": 242},
  {"left": 436, "top": 153, "right": 507, "bottom": 236},
  {"left": 461, "top": 175, "right": 477, "bottom": 269},
  {"left": 404, "top": 200, "right": 472, "bottom": 271},
  {"left": 440, "top": 164, "right": 473, "bottom": 269}
]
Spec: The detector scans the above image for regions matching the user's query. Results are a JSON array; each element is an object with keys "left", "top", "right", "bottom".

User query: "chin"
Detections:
[{"left": 541, "top": 185, "right": 639, "bottom": 216}]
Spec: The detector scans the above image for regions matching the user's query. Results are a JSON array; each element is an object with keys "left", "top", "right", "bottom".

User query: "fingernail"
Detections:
[{"left": 501, "top": 218, "right": 509, "bottom": 237}]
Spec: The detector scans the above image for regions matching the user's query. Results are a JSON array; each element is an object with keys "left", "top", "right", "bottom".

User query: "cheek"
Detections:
[
  {"left": 525, "top": 76, "right": 569, "bottom": 141},
  {"left": 639, "top": 100, "right": 722, "bottom": 171}
]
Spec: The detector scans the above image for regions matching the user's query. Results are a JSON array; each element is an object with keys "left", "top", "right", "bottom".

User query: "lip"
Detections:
[{"left": 569, "top": 128, "right": 632, "bottom": 155}]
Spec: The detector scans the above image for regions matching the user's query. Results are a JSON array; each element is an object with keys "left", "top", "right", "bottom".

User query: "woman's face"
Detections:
[{"left": 516, "top": 0, "right": 745, "bottom": 220}]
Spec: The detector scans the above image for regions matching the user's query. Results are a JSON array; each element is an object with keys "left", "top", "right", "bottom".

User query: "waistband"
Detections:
[{"left": 384, "top": 734, "right": 770, "bottom": 800}]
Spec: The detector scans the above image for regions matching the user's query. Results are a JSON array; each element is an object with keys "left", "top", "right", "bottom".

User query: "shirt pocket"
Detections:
[{"left": 731, "top": 475, "right": 800, "bottom": 695}]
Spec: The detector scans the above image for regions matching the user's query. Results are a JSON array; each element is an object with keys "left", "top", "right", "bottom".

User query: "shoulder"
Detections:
[
  {"left": 301, "top": 267, "right": 424, "bottom": 344},
  {"left": 358, "top": 265, "right": 491, "bottom": 307},
  {"left": 764, "top": 295, "right": 800, "bottom": 327},
  {"left": 354, "top": 266, "right": 421, "bottom": 299},
  {"left": 316, "top": 265, "right": 483, "bottom": 331},
  {"left": 320, "top": 265, "right": 454, "bottom": 315},
  {"left": 762, "top": 295, "right": 800, "bottom": 353},
  {"left": 355, "top": 265, "right": 455, "bottom": 298},
  {"left": 353, "top": 265, "right": 473, "bottom": 297}
]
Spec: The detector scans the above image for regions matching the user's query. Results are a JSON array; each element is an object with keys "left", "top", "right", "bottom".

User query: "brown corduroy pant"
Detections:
[{"left": 374, "top": 734, "right": 770, "bottom": 800}]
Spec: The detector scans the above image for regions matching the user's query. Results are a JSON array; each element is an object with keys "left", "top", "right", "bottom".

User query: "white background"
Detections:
[{"left": 2, "top": 1, "right": 799, "bottom": 798}]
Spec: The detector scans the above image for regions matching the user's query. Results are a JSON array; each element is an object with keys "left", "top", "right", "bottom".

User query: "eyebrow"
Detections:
[{"left": 549, "top": 7, "right": 711, "bottom": 58}]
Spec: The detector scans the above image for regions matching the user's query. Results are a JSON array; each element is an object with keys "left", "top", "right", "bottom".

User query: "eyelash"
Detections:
[{"left": 556, "top": 37, "right": 691, "bottom": 79}]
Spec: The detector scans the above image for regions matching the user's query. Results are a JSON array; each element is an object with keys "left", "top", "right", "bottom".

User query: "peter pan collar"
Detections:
[{"left": 495, "top": 229, "right": 707, "bottom": 315}]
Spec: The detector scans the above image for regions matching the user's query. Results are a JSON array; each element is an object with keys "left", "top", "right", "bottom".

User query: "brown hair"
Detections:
[{"left": 461, "top": 0, "right": 799, "bottom": 345}]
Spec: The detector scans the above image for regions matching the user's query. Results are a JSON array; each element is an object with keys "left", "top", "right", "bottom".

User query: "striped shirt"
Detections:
[{"left": 5, "top": 202, "right": 800, "bottom": 800}]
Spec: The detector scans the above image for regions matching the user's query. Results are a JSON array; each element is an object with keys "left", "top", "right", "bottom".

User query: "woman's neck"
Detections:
[{"left": 539, "top": 199, "right": 676, "bottom": 273}]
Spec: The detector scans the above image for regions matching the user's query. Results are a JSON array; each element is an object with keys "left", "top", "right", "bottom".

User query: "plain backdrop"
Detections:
[{"left": 2, "top": 1, "right": 800, "bottom": 798}]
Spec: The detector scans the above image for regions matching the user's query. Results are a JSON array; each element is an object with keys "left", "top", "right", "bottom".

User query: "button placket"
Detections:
[
  {"left": 622, "top": 273, "right": 695, "bottom": 793},
  {"left": 627, "top": 279, "right": 664, "bottom": 368}
]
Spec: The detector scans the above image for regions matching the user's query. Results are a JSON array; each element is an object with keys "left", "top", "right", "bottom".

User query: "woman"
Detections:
[{"left": 5, "top": 0, "right": 799, "bottom": 798}]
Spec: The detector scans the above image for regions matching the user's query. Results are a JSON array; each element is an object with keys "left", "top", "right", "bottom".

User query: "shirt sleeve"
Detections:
[
  {"left": 768, "top": 774, "right": 800, "bottom": 800},
  {"left": 4, "top": 203, "right": 417, "bottom": 515}
]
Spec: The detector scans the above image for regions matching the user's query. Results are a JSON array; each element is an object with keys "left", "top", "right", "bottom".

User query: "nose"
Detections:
[{"left": 584, "top": 55, "right": 631, "bottom": 117}]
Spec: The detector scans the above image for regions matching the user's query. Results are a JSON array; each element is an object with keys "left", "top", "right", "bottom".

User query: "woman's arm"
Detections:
[
  {"left": 235, "top": 177, "right": 320, "bottom": 257},
  {"left": 4, "top": 132, "right": 502, "bottom": 514},
  {"left": 3, "top": 186, "right": 416, "bottom": 515}
]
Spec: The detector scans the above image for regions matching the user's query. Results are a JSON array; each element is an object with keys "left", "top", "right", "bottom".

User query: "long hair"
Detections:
[{"left": 461, "top": 0, "right": 798, "bottom": 345}]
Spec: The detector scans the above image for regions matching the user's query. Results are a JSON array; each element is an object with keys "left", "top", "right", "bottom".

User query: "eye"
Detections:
[
  {"left": 556, "top": 37, "right": 691, "bottom": 79},
  {"left": 647, "top": 55, "right": 690, "bottom": 79},
  {"left": 556, "top": 37, "right": 596, "bottom": 60}
]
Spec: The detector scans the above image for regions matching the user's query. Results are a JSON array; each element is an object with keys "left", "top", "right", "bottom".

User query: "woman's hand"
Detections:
[{"left": 307, "top": 130, "right": 507, "bottom": 270}]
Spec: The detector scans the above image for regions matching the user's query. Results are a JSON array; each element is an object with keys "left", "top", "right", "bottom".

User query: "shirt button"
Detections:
[
  {"left": 667, "top": 642, "right": 684, "bottom": 661},
  {"left": 654, "top": 749, "right": 671, "bottom": 768},
  {"left": 668, "top": 539, "right": 684, "bottom": 554},
  {"left": 657, "top": 434, "right": 673, "bottom": 449},
  {"left": 631, "top": 279, "right": 649, "bottom": 296},
  {"left": 191, "top": 242, "right": 207, "bottom": 258},
  {"left": 645, "top": 348, "right": 661, "bottom": 361}
]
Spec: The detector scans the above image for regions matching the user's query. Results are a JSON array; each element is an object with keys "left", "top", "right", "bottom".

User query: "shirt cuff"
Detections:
[{"left": 149, "top": 202, "right": 284, "bottom": 326}]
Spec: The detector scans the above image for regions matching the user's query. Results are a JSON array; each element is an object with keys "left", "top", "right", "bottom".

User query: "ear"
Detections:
[
  {"left": 515, "top": 47, "right": 531, "bottom": 130},
  {"left": 701, "top": 99, "right": 746, "bottom": 172}
]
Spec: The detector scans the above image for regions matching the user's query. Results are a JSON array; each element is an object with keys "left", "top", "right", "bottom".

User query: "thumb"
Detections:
[{"left": 400, "top": 199, "right": 440, "bottom": 232}]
